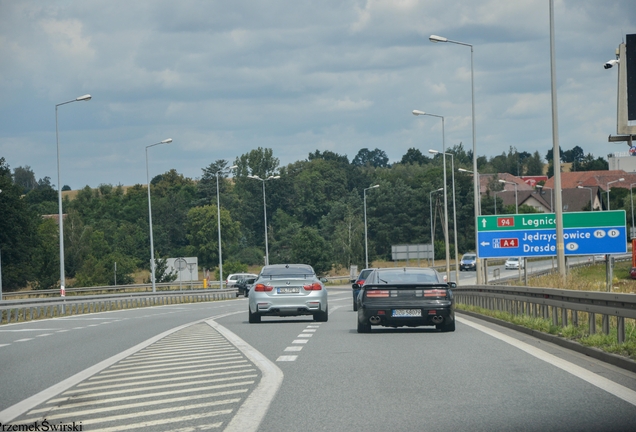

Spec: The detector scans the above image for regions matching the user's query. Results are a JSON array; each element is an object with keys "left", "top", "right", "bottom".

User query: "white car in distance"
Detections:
[{"left": 505, "top": 257, "right": 524, "bottom": 270}]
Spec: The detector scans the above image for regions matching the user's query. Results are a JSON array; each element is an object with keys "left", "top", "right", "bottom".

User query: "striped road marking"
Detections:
[{"left": 9, "top": 323, "right": 262, "bottom": 431}]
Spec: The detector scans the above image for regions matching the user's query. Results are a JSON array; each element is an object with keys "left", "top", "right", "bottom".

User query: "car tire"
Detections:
[
  {"left": 437, "top": 320, "right": 455, "bottom": 332},
  {"left": 353, "top": 301, "right": 358, "bottom": 312},
  {"left": 357, "top": 319, "right": 371, "bottom": 333},
  {"left": 314, "top": 307, "right": 329, "bottom": 322},
  {"left": 248, "top": 307, "right": 261, "bottom": 323},
  {"left": 244, "top": 290, "right": 248, "bottom": 298}
]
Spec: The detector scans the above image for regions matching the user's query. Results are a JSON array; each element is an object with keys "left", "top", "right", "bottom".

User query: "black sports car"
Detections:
[{"left": 356, "top": 267, "right": 455, "bottom": 333}]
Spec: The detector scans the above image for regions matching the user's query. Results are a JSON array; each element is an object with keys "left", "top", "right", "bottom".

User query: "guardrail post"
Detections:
[
  {"left": 572, "top": 311, "right": 578, "bottom": 327},
  {"left": 551, "top": 306, "right": 558, "bottom": 326},
  {"left": 617, "top": 317, "right": 625, "bottom": 343},
  {"left": 561, "top": 308, "right": 568, "bottom": 327},
  {"left": 589, "top": 313, "right": 596, "bottom": 334},
  {"left": 602, "top": 315, "right": 610, "bottom": 335}
]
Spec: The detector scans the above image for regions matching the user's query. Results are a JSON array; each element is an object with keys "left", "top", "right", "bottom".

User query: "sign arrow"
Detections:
[
  {"left": 482, "top": 219, "right": 487, "bottom": 228},
  {"left": 480, "top": 241, "right": 490, "bottom": 246}
]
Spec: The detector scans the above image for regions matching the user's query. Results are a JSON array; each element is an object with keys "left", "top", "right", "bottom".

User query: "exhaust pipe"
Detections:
[
  {"left": 431, "top": 315, "right": 444, "bottom": 324},
  {"left": 369, "top": 316, "right": 382, "bottom": 325}
]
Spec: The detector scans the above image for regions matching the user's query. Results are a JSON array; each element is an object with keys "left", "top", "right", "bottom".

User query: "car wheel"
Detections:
[
  {"left": 314, "top": 306, "right": 329, "bottom": 322},
  {"left": 357, "top": 319, "right": 371, "bottom": 333},
  {"left": 353, "top": 301, "right": 358, "bottom": 312},
  {"left": 248, "top": 307, "right": 261, "bottom": 323},
  {"left": 244, "top": 290, "right": 248, "bottom": 298}
]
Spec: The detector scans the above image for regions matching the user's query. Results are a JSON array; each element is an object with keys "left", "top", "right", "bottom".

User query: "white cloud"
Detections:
[{"left": 0, "top": 0, "right": 635, "bottom": 188}]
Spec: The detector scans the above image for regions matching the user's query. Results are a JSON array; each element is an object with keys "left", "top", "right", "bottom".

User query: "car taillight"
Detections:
[
  {"left": 367, "top": 290, "right": 389, "bottom": 298},
  {"left": 357, "top": 279, "right": 365, "bottom": 285},
  {"left": 254, "top": 284, "right": 273, "bottom": 292},
  {"left": 303, "top": 282, "right": 322, "bottom": 291},
  {"left": 424, "top": 289, "right": 446, "bottom": 297}
]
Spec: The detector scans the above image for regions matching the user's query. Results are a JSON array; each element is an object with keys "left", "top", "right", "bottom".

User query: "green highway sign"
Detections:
[{"left": 477, "top": 211, "right": 626, "bottom": 232}]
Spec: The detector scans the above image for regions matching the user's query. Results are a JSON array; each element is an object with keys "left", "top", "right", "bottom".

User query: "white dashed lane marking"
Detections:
[
  {"left": 11, "top": 323, "right": 261, "bottom": 431},
  {"left": 276, "top": 322, "right": 324, "bottom": 362}
]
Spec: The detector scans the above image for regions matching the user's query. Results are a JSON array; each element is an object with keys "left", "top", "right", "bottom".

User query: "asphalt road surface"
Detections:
[{"left": 1, "top": 287, "right": 636, "bottom": 431}]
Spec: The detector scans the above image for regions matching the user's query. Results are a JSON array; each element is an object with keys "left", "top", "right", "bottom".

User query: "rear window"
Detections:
[
  {"left": 357, "top": 270, "right": 373, "bottom": 281},
  {"left": 261, "top": 265, "right": 315, "bottom": 278},
  {"left": 373, "top": 270, "right": 440, "bottom": 284}
]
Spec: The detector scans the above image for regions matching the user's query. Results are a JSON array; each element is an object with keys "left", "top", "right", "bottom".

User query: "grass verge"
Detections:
[{"left": 458, "top": 303, "right": 636, "bottom": 361}]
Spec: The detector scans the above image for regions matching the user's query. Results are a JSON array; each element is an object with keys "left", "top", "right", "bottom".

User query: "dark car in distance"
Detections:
[
  {"left": 236, "top": 277, "right": 257, "bottom": 297},
  {"left": 351, "top": 268, "right": 374, "bottom": 311},
  {"left": 459, "top": 253, "right": 476, "bottom": 271},
  {"left": 356, "top": 267, "right": 455, "bottom": 333}
]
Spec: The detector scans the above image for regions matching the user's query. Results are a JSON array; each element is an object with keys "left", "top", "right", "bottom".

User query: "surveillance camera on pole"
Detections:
[{"left": 604, "top": 59, "right": 620, "bottom": 69}]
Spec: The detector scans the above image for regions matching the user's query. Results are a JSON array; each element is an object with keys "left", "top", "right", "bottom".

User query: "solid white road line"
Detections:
[
  {"left": 206, "top": 317, "right": 283, "bottom": 432},
  {"left": 457, "top": 316, "right": 636, "bottom": 407}
]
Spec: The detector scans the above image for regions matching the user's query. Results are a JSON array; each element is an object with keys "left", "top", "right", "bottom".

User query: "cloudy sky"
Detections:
[{"left": 1, "top": 0, "right": 635, "bottom": 189}]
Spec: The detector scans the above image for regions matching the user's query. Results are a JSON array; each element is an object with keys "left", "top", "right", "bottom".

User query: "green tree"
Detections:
[
  {"left": 525, "top": 151, "right": 545, "bottom": 176},
  {"left": 576, "top": 154, "right": 609, "bottom": 171},
  {"left": 185, "top": 205, "right": 241, "bottom": 269},
  {"left": 321, "top": 192, "right": 364, "bottom": 270},
  {"left": 0, "top": 158, "right": 39, "bottom": 290},
  {"left": 12, "top": 165, "right": 37, "bottom": 193},
  {"left": 400, "top": 148, "right": 429, "bottom": 165},
  {"left": 234, "top": 147, "right": 280, "bottom": 178},
  {"left": 31, "top": 218, "right": 60, "bottom": 290},
  {"left": 289, "top": 227, "right": 332, "bottom": 274},
  {"left": 352, "top": 148, "right": 389, "bottom": 168},
  {"left": 153, "top": 256, "right": 178, "bottom": 283}
]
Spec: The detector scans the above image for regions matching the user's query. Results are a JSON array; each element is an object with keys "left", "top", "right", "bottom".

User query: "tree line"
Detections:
[{"left": 0, "top": 143, "right": 608, "bottom": 291}]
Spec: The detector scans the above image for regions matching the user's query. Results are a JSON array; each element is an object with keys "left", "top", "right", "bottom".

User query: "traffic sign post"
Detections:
[{"left": 477, "top": 211, "right": 627, "bottom": 259}]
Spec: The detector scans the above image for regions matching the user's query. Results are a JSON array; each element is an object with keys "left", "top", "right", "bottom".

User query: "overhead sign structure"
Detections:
[{"left": 477, "top": 211, "right": 627, "bottom": 259}]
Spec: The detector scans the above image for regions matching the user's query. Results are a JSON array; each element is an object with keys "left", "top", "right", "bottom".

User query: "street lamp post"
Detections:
[
  {"left": 429, "top": 149, "right": 459, "bottom": 283},
  {"left": 499, "top": 180, "right": 518, "bottom": 214},
  {"left": 364, "top": 185, "right": 380, "bottom": 269},
  {"left": 458, "top": 168, "right": 481, "bottom": 214},
  {"left": 146, "top": 138, "right": 173, "bottom": 293},
  {"left": 216, "top": 165, "right": 238, "bottom": 289},
  {"left": 0, "top": 189, "right": 3, "bottom": 301},
  {"left": 606, "top": 178, "right": 624, "bottom": 210},
  {"left": 494, "top": 190, "right": 504, "bottom": 215},
  {"left": 630, "top": 183, "right": 636, "bottom": 238},
  {"left": 412, "top": 110, "right": 450, "bottom": 280},
  {"left": 577, "top": 186, "right": 593, "bottom": 211},
  {"left": 429, "top": 188, "right": 443, "bottom": 268},
  {"left": 56, "top": 94, "right": 91, "bottom": 297},
  {"left": 430, "top": 34, "right": 480, "bottom": 283},
  {"left": 248, "top": 174, "right": 280, "bottom": 265}
]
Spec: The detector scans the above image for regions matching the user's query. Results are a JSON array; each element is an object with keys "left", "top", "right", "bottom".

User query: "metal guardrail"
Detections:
[
  {"left": 454, "top": 285, "right": 636, "bottom": 344},
  {"left": 3, "top": 276, "right": 353, "bottom": 300},
  {"left": 0, "top": 281, "right": 219, "bottom": 299},
  {"left": 0, "top": 288, "right": 237, "bottom": 325}
]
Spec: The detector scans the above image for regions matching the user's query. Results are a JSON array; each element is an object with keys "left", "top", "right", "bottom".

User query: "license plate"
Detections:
[
  {"left": 392, "top": 309, "right": 422, "bottom": 317},
  {"left": 277, "top": 287, "right": 300, "bottom": 294}
]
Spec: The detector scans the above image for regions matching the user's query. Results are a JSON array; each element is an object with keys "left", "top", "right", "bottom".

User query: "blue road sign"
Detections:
[{"left": 478, "top": 226, "right": 627, "bottom": 258}]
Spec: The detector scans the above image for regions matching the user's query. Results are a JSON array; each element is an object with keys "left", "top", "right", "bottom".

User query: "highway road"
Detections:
[
  {"left": 1, "top": 287, "right": 636, "bottom": 431},
  {"left": 454, "top": 255, "right": 611, "bottom": 285}
]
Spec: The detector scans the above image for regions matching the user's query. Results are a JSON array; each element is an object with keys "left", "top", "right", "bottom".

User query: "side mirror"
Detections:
[
  {"left": 448, "top": 282, "right": 457, "bottom": 289},
  {"left": 352, "top": 283, "right": 360, "bottom": 289},
  {"left": 350, "top": 279, "right": 356, "bottom": 284},
  {"left": 320, "top": 277, "right": 328, "bottom": 283}
]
